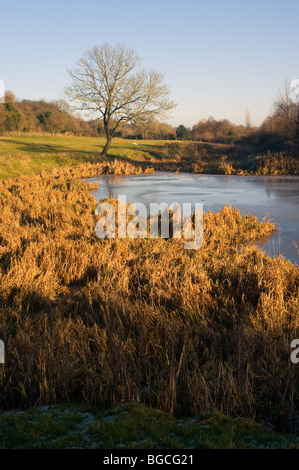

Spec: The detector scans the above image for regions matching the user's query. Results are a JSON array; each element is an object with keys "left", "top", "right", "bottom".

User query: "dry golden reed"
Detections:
[{"left": 0, "top": 160, "right": 298, "bottom": 431}]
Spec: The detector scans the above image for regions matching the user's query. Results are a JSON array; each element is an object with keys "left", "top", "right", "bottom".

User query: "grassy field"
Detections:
[
  {"left": 0, "top": 135, "right": 170, "bottom": 179},
  {"left": 1, "top": 134, "right": 298, "bottom": 178}
]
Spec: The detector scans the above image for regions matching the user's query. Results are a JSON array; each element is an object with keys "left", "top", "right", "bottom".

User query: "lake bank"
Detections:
[{"left": 0, "top": 135, "right": 298, "bottom": 179}]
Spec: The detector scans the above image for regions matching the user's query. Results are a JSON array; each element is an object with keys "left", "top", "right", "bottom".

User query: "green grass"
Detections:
[
  {"left": 0, "top": 402, "right": 298, "bottom": 449},
  {"left": 0, "top": 134, "right": 298, "bottom": 179},
  {"left": 0, "top": 135, "right": 170, "bottom": 178}
]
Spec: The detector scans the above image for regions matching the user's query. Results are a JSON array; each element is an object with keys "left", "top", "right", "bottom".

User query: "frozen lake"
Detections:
[{"left": 85, "top": 172, "right": 299, "bottom": 265}]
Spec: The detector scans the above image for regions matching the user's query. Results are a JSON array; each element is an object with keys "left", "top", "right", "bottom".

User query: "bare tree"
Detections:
[
  {"left": 245, "top": 109, "right": 251, "bottom": 128},
  {"left": 274, "top": 80, "right": 299, "bottom": 136},
  {"left": 64, "top": 43, "right": 176, "bottom": 157}
]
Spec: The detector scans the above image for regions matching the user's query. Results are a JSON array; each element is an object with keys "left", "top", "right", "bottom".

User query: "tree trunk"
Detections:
[{"left": 101, "top": 134, "right": 112, "bottom": 158}]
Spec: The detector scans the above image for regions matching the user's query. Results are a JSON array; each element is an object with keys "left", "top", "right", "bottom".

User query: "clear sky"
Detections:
[{"left": 1, "top": 0, "right": 298, "bottom": 127}]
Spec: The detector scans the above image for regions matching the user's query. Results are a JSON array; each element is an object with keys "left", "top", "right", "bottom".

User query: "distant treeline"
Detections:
[
  {"left": 0, "top": 88, "right": 298, "bottom": 157},
  {"left": 0, "top": 92, "right": 96, "bottom": 137}
]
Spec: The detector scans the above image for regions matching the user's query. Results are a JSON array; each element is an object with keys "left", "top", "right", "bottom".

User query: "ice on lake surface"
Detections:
[{"left": 85, "top": 172, "right": 299, "bottom": 265}]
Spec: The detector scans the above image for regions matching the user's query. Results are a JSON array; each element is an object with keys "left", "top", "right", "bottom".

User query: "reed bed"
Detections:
[{"left": 0, "top": 160, "right": 298, "bottom": 432}]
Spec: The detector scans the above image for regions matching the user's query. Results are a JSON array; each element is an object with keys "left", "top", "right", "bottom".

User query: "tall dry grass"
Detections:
[{"left": 0, "top": 160, "right": 298, "bottom": 432}]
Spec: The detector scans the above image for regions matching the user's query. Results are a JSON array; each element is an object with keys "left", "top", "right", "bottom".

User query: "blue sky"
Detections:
[{"left": 1, "top": 0, "right": 298, "bottom": 127}]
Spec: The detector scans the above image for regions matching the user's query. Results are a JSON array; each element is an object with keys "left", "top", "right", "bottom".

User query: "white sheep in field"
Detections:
[{"left": 133, "top": 142, "right": 138, "bottom": 145}]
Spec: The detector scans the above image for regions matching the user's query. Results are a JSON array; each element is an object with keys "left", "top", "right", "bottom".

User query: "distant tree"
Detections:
[
  {"left": 64, "top": 43, "right": 176, "bottom": 157},
  {"left": 132, "top": 119, "right": 175, "bottom": 140},
  {"left": 5, "top": 90, "right": 16, "bottom": 104},
  {"left": 261, "top": 80, "right": 299, "bottom": 149},
  {"left": 52, "top": 99, "right": 72, "bottom": 113},
  {"left": 191, "top": 117, "right": 252, "bottom": 143},
  {"left": 37, "top": 110, "right": 54, "bottom": 131},
  {"left": 245, "top": 110, "right": 251, "bottom": 128},
  {"left": 5, "top": 102, "right": 21, "bottom": 131},
  {"left": 0, "top": 104, "right": 6, "bottom": 134},
  {"left": 274, "top": 81, "right": 299, "bottom": 138},
  {"left": 176, "top": 124, "right": 189, "bottom": 140},
  {"left": 90, "top": 119, "right": 105, "bottom": 137},
  {"left": 3, "top": 90, "right": 21, "bottom": 131},
  {"left": 153, "top": 122, "right": 176, "bottom": 140},
  {"left": 133, "top": 119, "right": 156, "bottom": 140}
]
